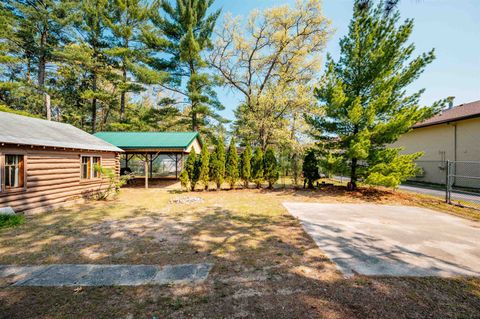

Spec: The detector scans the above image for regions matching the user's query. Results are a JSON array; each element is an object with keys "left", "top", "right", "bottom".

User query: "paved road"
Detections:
[
  {"left": 334, "top": 176, "right": 480, "bottom": 206},
  {"left": 283, "top": 202, "right": 480, "bottom": 277},
  {"left": 398, "top": 184, "right": 446, "bottom": 198},
  {"left": 333, "top": 176, "right": 448, "bottom": 198},
  {"left": 399, "top": 184, "right": 480, "bottom": 207}
]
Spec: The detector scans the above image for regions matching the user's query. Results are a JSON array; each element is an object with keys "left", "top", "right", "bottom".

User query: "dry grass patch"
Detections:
[{"left": 0, "top": 186, "right": 479, "bottom": 318}]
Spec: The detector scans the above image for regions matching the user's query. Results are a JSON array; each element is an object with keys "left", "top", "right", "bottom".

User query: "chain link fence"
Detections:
[
  {"left": 446, "top": 161, "right": 480, "bottom": 209},
  {"left": 410, "top": 160, "right": 480, "bottom": 209}
]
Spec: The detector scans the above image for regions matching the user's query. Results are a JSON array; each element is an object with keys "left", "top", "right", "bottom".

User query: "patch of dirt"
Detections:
[{"left": 170, "top": 196, "right": 204, "bottom": 204}]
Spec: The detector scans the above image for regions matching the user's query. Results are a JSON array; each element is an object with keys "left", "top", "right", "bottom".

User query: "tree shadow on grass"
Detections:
[{"left": 0, "top": 194, "right": 479, "bottom": 318}]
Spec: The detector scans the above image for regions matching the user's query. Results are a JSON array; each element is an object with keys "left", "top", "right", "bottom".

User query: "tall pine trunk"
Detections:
[
  {"left": 120, "top": 35, "right": 130, "bottom": 121},
  {"left": 189, "top": 61, "right": 199, "bottom": 132},
  {"left": 120, "top": 65, "right": 127, "bottom": 120},
  {"left": 26, "top": 58, "right": 32, "bottom": 82},
  {"left": 91, "top": 72, "right": 98, "bottom": 133},
  {"left": 192, "top": 110, "right": 198, "bottom": 131},
  {"left": 349, "top": 158, "right": 358, "bottom": 190},
  {"left": 38, "top": 54, "right": 46, "bottom": 88},
  {"left": 348, "top": 126, "right": 359, "bottom": 190},
  {"left": 38, "top": 29, "right": 51, "bottom": 120}
]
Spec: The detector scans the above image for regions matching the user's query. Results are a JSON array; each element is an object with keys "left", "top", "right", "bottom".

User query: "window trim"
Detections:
[
  {"left": 1, "top": 152, "right": 27, "bottom": 194},
  {"left": 80, "top": 155, "right": 102, "bottom": 181}
]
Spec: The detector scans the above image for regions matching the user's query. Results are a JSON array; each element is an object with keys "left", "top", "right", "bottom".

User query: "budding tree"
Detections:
[{"left": 210, "top": 0, "right": 331, "bottom": 149}]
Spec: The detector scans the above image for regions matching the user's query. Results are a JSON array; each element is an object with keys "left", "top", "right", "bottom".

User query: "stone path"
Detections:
[{"left": 0, "top": 263, "right": 213, "bottom": 287}]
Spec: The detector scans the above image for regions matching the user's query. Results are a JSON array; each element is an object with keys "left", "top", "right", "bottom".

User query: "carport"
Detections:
[{"left": 94, "top": 132, "right": 202, "bottom": 188}]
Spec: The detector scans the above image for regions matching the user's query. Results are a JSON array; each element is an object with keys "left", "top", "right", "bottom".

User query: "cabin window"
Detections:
[
  {"left": 81, "top": 156, "right": 102, "bottom": 179},
  {"left": 5, "top": 155, "right": 25, "bottom": 189},
  {"left": 81, "top": 156, "right": 91, "bottom": 179},
  {"left": 92, "top": 156, "right": 101, "bottom": 178}
]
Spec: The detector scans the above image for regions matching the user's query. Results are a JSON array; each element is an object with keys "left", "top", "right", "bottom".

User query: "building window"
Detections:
[
  {"left": 81, "top": 156, "right": 101, "bottom": 179},
  {"left": 92, "top": 156, "right": 101, "bottom": 178},
  {"left": 81, "top": 156, "right": 91, "bottom": 179},
  {"left": 5, "top": 155, "right": 25, "bottom": 189}
]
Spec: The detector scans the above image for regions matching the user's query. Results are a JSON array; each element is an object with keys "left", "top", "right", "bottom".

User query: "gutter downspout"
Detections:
[
  {"left": 454, "top": 123, "right": 457, "bottom": 163},
  {"left": 453, "top": 123, "right": 457, "bottom": 186}
]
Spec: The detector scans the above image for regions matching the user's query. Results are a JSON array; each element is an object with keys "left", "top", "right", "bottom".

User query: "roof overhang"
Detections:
[
  {"left": 412, "top": 113, "right": 480, "bottom": 129},
  {"left": 0, "top": 111, "right": 124, "bottom": 153},
  {"left": 0, "top": 141, "right": 123, "bottom": 153},
  {"left": 120, "top": 147, "right": 188, "bottom": 153}
]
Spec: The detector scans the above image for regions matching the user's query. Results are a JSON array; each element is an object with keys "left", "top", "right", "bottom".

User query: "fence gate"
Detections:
[{"left": 446, "top": 161, "right": 480, "bottom": 210}]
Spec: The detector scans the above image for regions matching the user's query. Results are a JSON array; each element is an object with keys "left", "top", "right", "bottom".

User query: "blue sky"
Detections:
[{"left": 209, "top": 0, "right": 480, "bottom": 121}]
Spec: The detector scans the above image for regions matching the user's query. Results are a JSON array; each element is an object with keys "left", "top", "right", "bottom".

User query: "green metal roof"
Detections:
[{"left": 93, "top": 131, "right": 200, "bottom": 149}]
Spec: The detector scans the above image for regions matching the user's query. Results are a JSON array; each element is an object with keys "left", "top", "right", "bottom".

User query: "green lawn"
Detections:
[{"left": 0, "top": 214, "right": 24, "bottom": 229}]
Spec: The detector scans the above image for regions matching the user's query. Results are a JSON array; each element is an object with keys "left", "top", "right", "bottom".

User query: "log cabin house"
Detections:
[{"left": 0, "top": 111, "right": 123, "bottom": 213}]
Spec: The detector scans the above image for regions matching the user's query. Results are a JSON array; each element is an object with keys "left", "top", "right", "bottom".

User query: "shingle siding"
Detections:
[
  {"left": 414, "top": 100, "right": 480, "bottom": 128},
  {"left": 0, "top": 112, "right": 123, "bottom": 152}
]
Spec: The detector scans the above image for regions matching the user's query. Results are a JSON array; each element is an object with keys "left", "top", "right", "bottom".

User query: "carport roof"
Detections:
[{"left": 94, "top": 131, "right": 200, "bottom": 150}]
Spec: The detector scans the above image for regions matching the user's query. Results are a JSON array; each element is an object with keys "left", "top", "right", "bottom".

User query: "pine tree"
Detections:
[
  {"left": 240, "top": 144, "right": 252, "bottom": 188},
  {"left": 208, "top": 147, "right": 218, "bottom": 188},
  {"left": 58, "top": 0, "right": 117, "bottom": 133},
  {"left": 179, "top": 169, "right": 190, "bottom": 191},
  {"left": 263, "top": 147, "right": 279, "bottom": 189},
  {"left": 225, "top": 137, "right": 239, "bottom": 189},
  {"left": 0, "top": 3, "right": 25, "bottom": 108},
  {"left": 1, "top": 0, "right": 73, "bottom": 118},
  {"left": 209, "top": 136, "right": 225, "bottom": 190},
  {"left": 319, "top": 152, "right": 345, "bottom": 178},
  {"left": 198, "top": 142, "right": 210, "bottom": 190},
  {"left": 251, "top": 147, "right": 264, "bottom": 188},
  {"left": 365, "top": 148, "right": 421, "bottom": 188},
  {"left": 185, "top": 148, "right": 200, "bottom": 191},
  {"left": 303, "top": 149, "right": 319, "bottom": 189},
  {"left": 142, "top": 0, "right": 226, "bottom": 135},
  {"left": 104, "top": 0, "right": 149, "bottom": 121},
  {"left": 308, "top": 1, "right": 449, "bottom": 189},
  {"left": 357, "top": 0, "right": 400, "bottom": 15}
]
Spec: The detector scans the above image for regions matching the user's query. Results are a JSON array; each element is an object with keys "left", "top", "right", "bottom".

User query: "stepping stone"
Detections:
[
  {"left": 0, "top": 206, "right": 16, "bottom": 215},
  {"left": 0, "top": 263, "right": 213, "bottom": 287}
]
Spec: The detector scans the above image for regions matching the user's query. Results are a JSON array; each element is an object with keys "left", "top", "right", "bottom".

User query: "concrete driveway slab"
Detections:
[
  {"left": 283, "top": 202, "right": 480, "bottom": 277},
  {"left": 0, "top": 263, "right": 213, "bottom": 287}
]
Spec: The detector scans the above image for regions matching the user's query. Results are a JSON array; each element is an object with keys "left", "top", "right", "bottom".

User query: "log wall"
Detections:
[{"left": 0, "top": 144, "right": 120, "bottom": 212}]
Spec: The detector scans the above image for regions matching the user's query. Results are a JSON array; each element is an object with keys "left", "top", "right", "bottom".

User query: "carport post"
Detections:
[
  {"left": 145, "top": 153, "right": 149, "bottom": 189},
  {"left": 149, "top": 153, "right": 153, "bottom": 178},
  {"left": 175, "top": 153, "right": 178, "bottom": 179}
]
